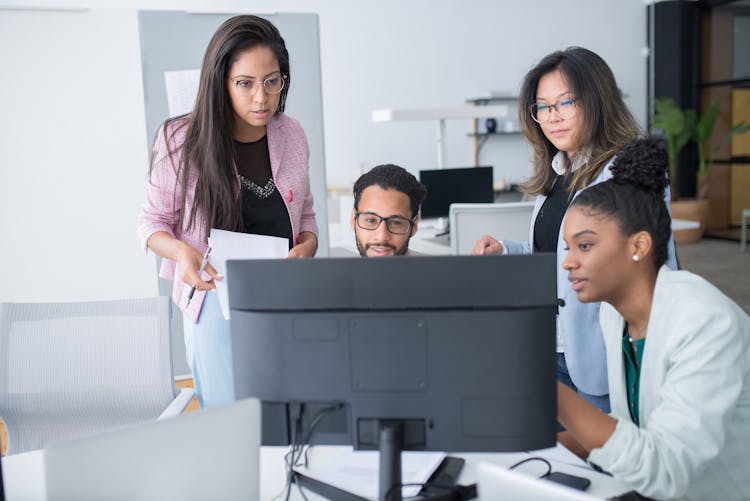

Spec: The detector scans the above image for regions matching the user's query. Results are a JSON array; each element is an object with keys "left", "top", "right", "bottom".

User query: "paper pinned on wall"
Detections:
[
  {"left": 208, "top": 229, "right": 289, "bottom": 320},
  {"left": 164, "top": 69, "right": 200, "bottom": 117}
]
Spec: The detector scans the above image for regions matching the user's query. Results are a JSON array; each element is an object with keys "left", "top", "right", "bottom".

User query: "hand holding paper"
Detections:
[{"left": 208, "top": 229, "right": 289, "bottom": 320}]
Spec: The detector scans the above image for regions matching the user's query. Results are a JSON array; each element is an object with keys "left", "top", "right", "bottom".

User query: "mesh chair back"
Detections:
[{"left": 0, "top": 297, "right": 177, "bottom": 455}]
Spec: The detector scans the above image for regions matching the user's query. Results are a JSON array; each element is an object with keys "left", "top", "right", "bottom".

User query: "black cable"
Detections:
[
  {"left": 295, "top": 478, "right": 310, "bottom": 501},
  {"left": 385, "top": 482, "right": 478, "bottom": 501},
  {"left": 507, "top": 456, "right": 552, "bottom": 479},
  {"left": 284, "top": 403, "right": 304, "bottom": 501},
  {"left": 298, "top": 403, "right": 344, "bottom": 467},
  {"left": 283, "top": 403, "right": 346, "bottom": 499}
]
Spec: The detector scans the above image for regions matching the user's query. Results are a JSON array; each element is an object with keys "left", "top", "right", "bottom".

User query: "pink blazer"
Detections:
[{"left": 137, "top": 113, "right": 318, "bottom": 322}]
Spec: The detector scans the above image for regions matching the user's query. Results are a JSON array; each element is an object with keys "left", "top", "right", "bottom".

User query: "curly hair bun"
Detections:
[{"left": 610, "top": 137, "right": 669, "bottom": 193}]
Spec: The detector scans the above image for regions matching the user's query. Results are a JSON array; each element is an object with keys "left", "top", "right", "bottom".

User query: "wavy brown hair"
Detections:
[
  {"left": 150, "top": 15, "right": 291, "bottom": 235},
  {"left": 518, "top": 47, "right": 639, "bottom": 197}
]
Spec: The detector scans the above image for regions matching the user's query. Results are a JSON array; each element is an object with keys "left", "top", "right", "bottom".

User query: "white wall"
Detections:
[
  {"left": 0, "top": 8, "right": 153, "bottom": 302},
  {"left": 0, "top": 0, "right": 648, "bottom": 303}
]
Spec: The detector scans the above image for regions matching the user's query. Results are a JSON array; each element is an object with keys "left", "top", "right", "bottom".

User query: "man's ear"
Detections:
[
  {"left": 410, "top": 215, "right": 420, "bottom": 236},
  {"left": 350, "top": 208, "right": 356, "bottom": 230}
]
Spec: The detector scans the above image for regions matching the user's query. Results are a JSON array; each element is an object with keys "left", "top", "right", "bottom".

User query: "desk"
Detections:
[
  {"left": 3, "top": 445, "right": 630, "bottom": 500},
  {"left": 671, "top": 218, "right": 701, "bottom": 231}
]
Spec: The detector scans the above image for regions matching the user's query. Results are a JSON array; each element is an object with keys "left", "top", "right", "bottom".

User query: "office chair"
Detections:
[
  {"left": 449, "top": 202, "right": 535, "bottom": 255},
  {"left": 0, "top": 296, "right": 194, "bottom": 455}
]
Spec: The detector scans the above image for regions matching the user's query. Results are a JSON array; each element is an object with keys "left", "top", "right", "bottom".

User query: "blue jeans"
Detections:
[
  {"left": 557, "top": 353, "right": 610, "bottom": 431},
  {"left": 183, "top": 292, "right": 236, "bottom": 409}
]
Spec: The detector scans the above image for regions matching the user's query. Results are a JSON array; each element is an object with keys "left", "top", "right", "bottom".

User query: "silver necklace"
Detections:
[{"left": 240, "top": 175, "right": 276, "bottom": 199}]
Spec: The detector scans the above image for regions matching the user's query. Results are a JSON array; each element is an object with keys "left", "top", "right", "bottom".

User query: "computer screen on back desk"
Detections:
[{"left": 419, "top": 166, "right": 494, "bottom": 218}]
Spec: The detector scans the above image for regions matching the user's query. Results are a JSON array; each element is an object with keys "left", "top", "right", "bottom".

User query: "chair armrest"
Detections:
[{"left": 158, "top": 388, "right": 195, "bottom": 420}]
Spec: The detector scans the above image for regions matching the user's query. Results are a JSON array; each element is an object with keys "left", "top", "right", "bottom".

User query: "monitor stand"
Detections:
[
  {"left": 378, "top": 421, "right": 404, "bottom": 501},
  {"left": 294, "top": 419, "right": 471, "bottom": 501}
]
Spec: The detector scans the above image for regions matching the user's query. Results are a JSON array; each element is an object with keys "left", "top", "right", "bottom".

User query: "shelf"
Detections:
[
  {"left": 713, "top": 157, "right": 750, "bottom": 164},
  {"left": 371, "top": 105, "right": 510, "bottom": 168},
  {"left": 466, "top": 96, "right": 518, "bottom": 105},
  {"left": 699, "top": 77, "right": 750, "bottom": 88},
  {"left": 372, "top": 105, "right": 509, "bottom": 122},
  {"left": 465, "top": 97, "right": 522, "bottom": 166},
  {"left": 467, "top": 131, "right": 522, "bottom": 137}
]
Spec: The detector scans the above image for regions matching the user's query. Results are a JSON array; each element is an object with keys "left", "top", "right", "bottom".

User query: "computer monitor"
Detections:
[
  {"left": 228, "top": 255, "right": 557, "bottom": 499},
  {"left": 419, "top": 166, "right": 494, "bottom": 219}
]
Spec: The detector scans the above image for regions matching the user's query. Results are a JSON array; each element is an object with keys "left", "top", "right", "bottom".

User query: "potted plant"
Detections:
[
  {"left": 694, "top": 100, "right": 750, "bottom": 198},
  {"left": 652, "top": 97, "right": 750, "bottom": 243},
  {"left": 652, "top": 97, "right": 706, "bottom": 243},
  {"left": 652, "top": 97, "right": 695, "bottom": 200}
]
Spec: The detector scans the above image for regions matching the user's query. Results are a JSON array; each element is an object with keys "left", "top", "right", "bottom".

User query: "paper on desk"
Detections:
[
  {"left": 164, "top": 69, "right": 200, "bottom": 117},
  {"left": 208, "top": 229, "right": 288, "bottom": 320},
  {"left": 297, "top": 448, "right": 446, "bottom": 499}
]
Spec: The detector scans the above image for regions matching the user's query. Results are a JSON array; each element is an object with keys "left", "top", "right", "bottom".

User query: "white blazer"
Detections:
[{"left": 588, "top": 267, "right": 750, "bottom": 500}]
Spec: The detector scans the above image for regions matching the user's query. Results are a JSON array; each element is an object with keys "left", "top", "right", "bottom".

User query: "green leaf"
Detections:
[
  {"left": 728, "top": 121, "right": 750, "bottom": 139},
  {"left": 694, "top": 99, "right": 719, "bottom": 143},
  {"left": 653, "top": 98, "right": 685, "bottom": 135},
  {"left": 679, "top": 110, "right": 697, "bottom": 151}
]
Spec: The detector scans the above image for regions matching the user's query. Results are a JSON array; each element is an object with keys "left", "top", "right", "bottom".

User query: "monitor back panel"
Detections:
[{"left": 228, "top": 255, "right": 558, "bottom": 453}]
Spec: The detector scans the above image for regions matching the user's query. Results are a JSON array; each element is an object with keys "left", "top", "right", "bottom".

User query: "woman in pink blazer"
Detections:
[{"left": 137, "top": 15, "right": 318, "bottom": 408}]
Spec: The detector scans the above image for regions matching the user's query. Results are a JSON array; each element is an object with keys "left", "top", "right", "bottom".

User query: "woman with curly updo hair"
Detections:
[{"left": 558, "top": 138, "right": 750, "bottom": 499}]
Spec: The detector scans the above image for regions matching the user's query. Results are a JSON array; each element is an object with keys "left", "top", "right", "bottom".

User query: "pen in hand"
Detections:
[{"left": 187, "top": 246, "right": 212, "bottom": 305}]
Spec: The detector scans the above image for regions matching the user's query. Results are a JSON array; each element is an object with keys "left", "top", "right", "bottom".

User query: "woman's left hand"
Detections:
[{"left": 287, "top": 232, "right": 318, "bottom": 259}]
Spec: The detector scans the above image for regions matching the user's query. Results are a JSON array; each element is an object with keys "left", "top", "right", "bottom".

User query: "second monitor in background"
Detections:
[{"left": 419, "top": 166, "right": 494, "bottom": 220}]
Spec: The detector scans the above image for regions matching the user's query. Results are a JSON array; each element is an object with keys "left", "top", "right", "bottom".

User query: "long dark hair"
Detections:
[
  {"left": 151, "top": 15, "right": 291, "bottom": 235},
  {"left": 519, "top": 47, "right": 640, "bottom": 196},
  {"left": 572, "top": 138, "right": 671, "bottom": 268}
]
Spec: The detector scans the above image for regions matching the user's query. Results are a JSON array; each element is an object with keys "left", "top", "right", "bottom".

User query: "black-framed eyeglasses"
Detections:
[
  {"left": 529, "top": 97, "right": 577, "bottom": 123},
  {"left": 354, "top": 211, "right": 415, "bottom": 235},
  {"left": 230, "top": 72, "right": 287, "bottom": 95}
]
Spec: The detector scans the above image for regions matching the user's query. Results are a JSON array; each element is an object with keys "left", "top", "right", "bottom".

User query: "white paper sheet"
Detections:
[
  {"left": 164, "top": 69, "right": 200, "bottom": 117},
  {"left": 296, "top": 448, "right": 446, "bottom": 499},
  {"left": 208, "top": 229, "right": 288, "bottom": 320}
]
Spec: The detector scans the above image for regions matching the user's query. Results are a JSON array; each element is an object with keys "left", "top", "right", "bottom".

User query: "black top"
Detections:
[
  {"left": 533, "top": 174, "right": 572, "bottom": 253},
  {"left": 235, "top": 136, "right": 293, "bottom": 250}
]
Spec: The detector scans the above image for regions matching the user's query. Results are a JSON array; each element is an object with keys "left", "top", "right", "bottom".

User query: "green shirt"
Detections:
[{"left": 622, "top": 325, "right": 646, "bottom": 426}]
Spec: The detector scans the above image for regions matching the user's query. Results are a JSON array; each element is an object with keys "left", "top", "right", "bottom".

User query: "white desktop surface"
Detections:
[
  {"left": 3, "top": 444, "right": 630, "bottom": 500},
  {"left": 671, "top": 218, "right": 701, "bottom": 231}
]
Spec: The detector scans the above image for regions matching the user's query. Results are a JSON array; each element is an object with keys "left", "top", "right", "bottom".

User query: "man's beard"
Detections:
[{"left": 356, "top": 238, "right": 410, "bottom": 257}]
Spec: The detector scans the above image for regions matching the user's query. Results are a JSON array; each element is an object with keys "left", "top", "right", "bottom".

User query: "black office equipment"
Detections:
[
  {"left": 228, "top": 255, "right": 557, "bottom": 501},
  {"left": 0, "top": 452, "right": 5, "bottom": 501},
  {"left": 419, "top": 167, "right": 494, "bottom": 219},
  {"left": 545, "top": 471, "right": 591, "bottom": 491},
  {"left": 419, "top": 456, "right": 466, "bottom": 496}
]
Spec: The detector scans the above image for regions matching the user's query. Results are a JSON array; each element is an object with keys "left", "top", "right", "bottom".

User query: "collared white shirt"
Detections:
[{"left": 550, "top": 148, "right": 591, "bottom": 176}]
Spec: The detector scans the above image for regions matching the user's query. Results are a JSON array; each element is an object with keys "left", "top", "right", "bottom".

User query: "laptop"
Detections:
[
  {"left": 476, "top": 461, "right": 601, "bottom": 500},
  {"left": 44, "top": 398, "right": 261, "bottom": 501}
]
